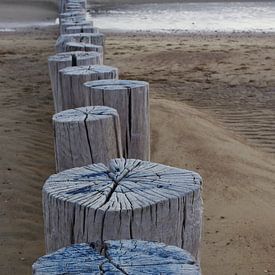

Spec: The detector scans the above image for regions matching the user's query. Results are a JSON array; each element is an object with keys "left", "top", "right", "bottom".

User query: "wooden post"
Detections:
[
  {"left": 65, "top": 25, "right": 99, "bottom": 34},
  {"left": 59, "top": 17, "right": 87, "bottom": 27},
  {"left": 59, "top": 11, "right": 86, "bottom": 20},
  {"left": 59, "top": 0, "right": 86, "bottom": 13},
  {"left": 58, "top": 65, "right": 118, "bottom": 112},
  {"left": 60, "top": 21, "right": 92, "bottom": 34},
  {"left": 33, "top": 241, "right": 201, "bottom": 274},
  {"left": 56, "top": 33, "right": 105, "bottom": 53},
  {"left": 48, "top": 51, "right": 102, "bottom": 113},
  {"left": 83, "top": 80, "right": 150, "bottom": 160},
  {"left": 65, "top": 42, "right": 104, "bottom": 64},
  {"left": 43, "top": 158, "right": 203, "bottom": 260},
  {"left": 53, "top": 106, "right": 123, "bottom": 172}
]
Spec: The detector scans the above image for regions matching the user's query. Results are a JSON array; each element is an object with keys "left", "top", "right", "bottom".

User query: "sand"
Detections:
[{"left": 0, "top": 2, "right": 275, "bottom": 275}]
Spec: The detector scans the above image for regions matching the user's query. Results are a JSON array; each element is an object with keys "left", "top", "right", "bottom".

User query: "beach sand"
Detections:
[{"left": 0, "top": 1, "right": 275, "bottom": 275}]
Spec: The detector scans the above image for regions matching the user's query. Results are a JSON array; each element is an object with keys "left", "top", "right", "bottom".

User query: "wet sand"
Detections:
[{"left": 1, "top": 1, "right": 275, "bottom": 275}]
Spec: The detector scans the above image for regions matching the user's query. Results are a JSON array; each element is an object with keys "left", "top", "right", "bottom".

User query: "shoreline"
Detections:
[{"left": 89, "top": 0, "right": 275, "bottom": 9}]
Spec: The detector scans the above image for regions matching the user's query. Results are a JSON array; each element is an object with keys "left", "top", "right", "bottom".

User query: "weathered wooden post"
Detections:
[
  {"left": 58, "top": 65, "right": 118, "bottom": 112},
  {"left": 56, "top": 33, "right": 105, "bottom": 53},
  {"left": 65, "top": 25, "right": 99, "bottom": 34},
  {"left": 65, "top": 3, "right": 84, "bottom": 12},
  {"left": 83, "top": 80, "right": 150, "bottom": 160},
  {"left": 43, "top": 158, "right": 203, "bottom": 260},
  {"left": 53, "top": 106, "right": 123, "bottom": 172},
  {"left": 59, "top": 11, "right": 86, "bottom": 20},
  {"left": 60, "top": 21, "right": 92, "bottom": 34},
  {"left": 64, "top": 42, "right": 104, "bottom": 63},
  {"left": 48, "top": 51, "right": 101, "bottom": 113},
  {"left": 59, "top": 0, "right": 86, "bottom": 13},
  {"left": 33, "top": 241, "right": 201, "bottom": 274}
]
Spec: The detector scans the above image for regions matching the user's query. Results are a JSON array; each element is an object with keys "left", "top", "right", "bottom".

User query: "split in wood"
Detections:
[
  {"left": 83, "top": 79, "right": 150, "bottom": 160},
  {"left": 33, "top": 240, "right": 201, "bottom": 274},
  {"left": 48, "top": 51, "right": 102, "bottom": 113},
  {"left": 43, "top": 158, "right": 202, "bottom": 260},
  {"left": 53, "top": 106, "right": 123, "bottom": 172},
  {"left": 58, "top": 65, "right": 118, "bottom": 112}
]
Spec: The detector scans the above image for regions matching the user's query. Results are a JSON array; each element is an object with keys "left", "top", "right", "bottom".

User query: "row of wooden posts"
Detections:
[{"left": 32, "top": 0, "right": 203, "bottom": 273}]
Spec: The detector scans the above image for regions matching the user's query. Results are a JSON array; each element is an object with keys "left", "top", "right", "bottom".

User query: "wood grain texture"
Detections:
[
  {"left": 59, "top": 0, "right": 86, "bottom": 13},
  {"left": 56, "top": 33, "right": 105, "bottom": 53},
  {"left": 60, "top": 21, "right": 92, "bottom": 34},
  {"left": 65, "top": 42, "right": 104, "bottom": 63},
  {"left": 83, "top": 80, "right": 150, "bottom": 160},
  {"left": 53, "top": 106, "right": 123, "bottom": 172},
  {"left": 33, "top": 240, "right": 201, "bottom": 274},
  {"left": 58, "top": 65, "right": 118, "bottom": 112},
  {"left": 43, "top": 158, "right": 202, "bottom": 259},
  {"left": 65, "top": 25, "right": 99, "bottom": 34},
  {"left": 48, "top": 51, "right": 102, "bottom": 113},
  {"left": 59, "top": 11, "right": 86, "bottom": 20}
]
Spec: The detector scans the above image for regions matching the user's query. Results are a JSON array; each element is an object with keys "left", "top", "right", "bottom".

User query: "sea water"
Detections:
[{"left": 89, "top": 2, "right": 275, "bottom": 33}]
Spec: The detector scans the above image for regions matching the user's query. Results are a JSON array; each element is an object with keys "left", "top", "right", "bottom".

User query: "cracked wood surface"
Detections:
[
  {"left": 65, "top": 25, "right": 99, "bottom": 34},
  {"left": 60, "top": 21, "right": 92, "bottom": 34},
  {"left": 58, "top": 65, "right": 118, "bottom": 112},
  {"left": 48, "top": 51, "right": 102, "bottom": 113},
  {"left": 53, "top": 106, "right": 123, "bottom": 172},
  {"left": 33, "top": 240, "right": 201, "bottom": 274},
  {"left": 64, "top": 42, "right": 104, "bottom": 63},
  {"left": 83, "top": 80, "right": 150, "bottom": 160},
  {"left": 59, "top": 0, "right": 87, "bottom": 13},
  {"left": 56, "top": 33, "right": 105, "bottom": 53},
  {"left": 43, "top": 158, "right": 202, "bottom": 259}
]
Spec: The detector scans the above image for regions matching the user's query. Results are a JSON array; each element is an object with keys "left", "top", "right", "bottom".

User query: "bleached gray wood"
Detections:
[
  {"left": 56, "top": 33, "right": 105, "bottom": 53},
  {"left": 33, "top": 241, "right": 201, "bottom": 274},
  {"left": 48, "top": 52, "right": 101, "bottom": 113},
  {"left": 58, "top": 65, "right": 118, "bottom": 112},
  {"left": 65, "top": 25, "right": 99, "bottom": 34},
  {"left": 43, "top": 158, "right": 203, "bottom": 260},
  {"left": 59, "top": 11, "right": 86, "bottom": 20},
  {"left": 53, "top": 106, "right": 123, "bottom": 172},
  {"left": 65, "top": 3, "right": 84, "bottom": 12},
  {"left": 60, "top": 21, "right": 92, "bottom": 34},
  {"left": 59, "top": 17, "right": 87, "bottom": 27},
  {"left": 59, "top": 0, "right": 86, "bottom": 13},
  {"left": 83, "top": 80, "right": 150, "bottom": 160},
  {"left": 65, "top": 42, "right": 104, "bottom": 64}
]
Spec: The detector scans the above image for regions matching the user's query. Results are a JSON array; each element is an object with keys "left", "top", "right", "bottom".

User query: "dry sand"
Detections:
[{"left": 0, "top": 2, "right": 275, "bottom": 275}]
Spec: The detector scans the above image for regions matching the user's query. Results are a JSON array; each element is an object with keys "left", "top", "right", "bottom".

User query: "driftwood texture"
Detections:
[
  {"left": 58, "top": 65, "right": 118, "bottom": 112},
  {"left": 53, "top": 106, "right": 123, "bottom": 172},
  {"left": 60, "top": 21, "right": 92, "bottom": 34},
  {"left": 59, "top": 11, "right": 86, "bottom": 19},
  {"left": 48, "top": 51, "right": 102, "bottom": 113},
  {"left": 65, "top": 42, "right": 104, "bottom": 63},
  {"left": 56, "top": 33, "right": 105, "bottom": 53},
  {"left": 43, "top": 158, "right": 202, "bottom": 260},
  {"left": 33, "top": 241, "right": 201, "bottom": 274},
  {"left": 83, "top": 80, "right": 150, "bottom": 160},
  {"left": 65, "top": 25, "right": 99, "bottom": 34},
  {"left": 59, "top": 0, "right": 86, "bottom": 13}
]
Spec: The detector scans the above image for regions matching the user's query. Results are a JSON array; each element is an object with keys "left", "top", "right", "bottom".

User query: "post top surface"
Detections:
[
  {"left": 48, "top": 51, "right": 100, "bottom": 62},
  {"left": 53, "top": 106, "right": 118, "bottom": 123},
  {"left": 33, "top": 240, "right": 200, "bottom": 274},
  {"left": 44, "top": 158, "right": 202, "bottom": 211},
  {"left": 59, "top": 65, "right": 118, "bottom": 76},
  {"left": 84, "top": 79, "right": 149, "bottom": 90}
]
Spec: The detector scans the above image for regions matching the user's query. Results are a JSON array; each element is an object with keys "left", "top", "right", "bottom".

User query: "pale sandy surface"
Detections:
[{"left": 0, "top": 3, "right": 275, "bottom": 275}]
